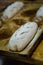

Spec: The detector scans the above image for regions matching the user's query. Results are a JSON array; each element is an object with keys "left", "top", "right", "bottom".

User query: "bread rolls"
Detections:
[
  {"left": 1, "top": 1, "right": 24, "bottom": 22},
  {"left": 8, "top": 22, "right": 38, "bottom": 52},
  {"left": 34, "top": 5, "right": 43, "bottom": 23}
]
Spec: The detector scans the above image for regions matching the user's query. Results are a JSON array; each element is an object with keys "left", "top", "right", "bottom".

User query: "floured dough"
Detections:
[
  {"left": 1, "top": 1, "right": 24, "bottom": 21},
  {"left": 8, "top": 22, "right": 38, "bottom": 52},
  {"left": 34, "top": 5, "right": 43, "bottom": 22}
]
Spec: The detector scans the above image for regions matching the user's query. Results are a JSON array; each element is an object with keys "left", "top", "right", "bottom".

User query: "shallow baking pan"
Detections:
[{"left": 0, "top": 33, "right": 43, "bottom": 64}]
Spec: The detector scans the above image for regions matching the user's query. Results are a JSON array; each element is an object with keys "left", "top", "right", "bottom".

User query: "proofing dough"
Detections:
[
  {"left": 1, "top": 1, "right": 24, "bottom": 22},
  {"left": 8, "top": 22, "right": 38, "bottom": 52}
]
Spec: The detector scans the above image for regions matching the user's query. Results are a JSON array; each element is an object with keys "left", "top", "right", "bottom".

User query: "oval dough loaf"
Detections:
[
  {"left": 8, "top": 22, "right": 38, "bottom": 52},
  {"left": 34, "top": 5, "right": 43, "bottom": 22},
  {"left": 1, "top": 1, "right": 24, "bottom": 21}
]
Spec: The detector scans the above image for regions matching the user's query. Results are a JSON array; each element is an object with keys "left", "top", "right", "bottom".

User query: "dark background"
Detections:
[{"left": 0, "top": 55, "right": 33, "bottom": 65}]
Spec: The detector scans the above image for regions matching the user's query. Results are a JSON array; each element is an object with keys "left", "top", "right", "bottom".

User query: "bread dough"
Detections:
[{"left": 8, "top": 22, "right": 38, "bottom": 52}]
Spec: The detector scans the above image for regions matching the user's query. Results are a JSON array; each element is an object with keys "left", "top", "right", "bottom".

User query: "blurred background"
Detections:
[{"left": 0, "top": 0, "right": 43, "bottom": 11}]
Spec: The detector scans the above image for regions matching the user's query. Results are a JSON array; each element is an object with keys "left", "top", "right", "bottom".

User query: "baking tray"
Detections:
[{"left": 0, "top": 33, "right": 43, "bottom": 64}]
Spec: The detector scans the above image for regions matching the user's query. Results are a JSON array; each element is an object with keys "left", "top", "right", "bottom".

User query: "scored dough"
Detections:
[
  {"left": 1, "top": 1, "right": 24, "bottom": 22},
  {"left": 7, "top": 22, "right": 38, "bottom": 52}
]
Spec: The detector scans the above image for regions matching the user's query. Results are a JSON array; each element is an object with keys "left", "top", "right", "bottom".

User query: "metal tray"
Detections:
[{"left": 0, "top": 33, "right": 43, "bottom": 64}]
